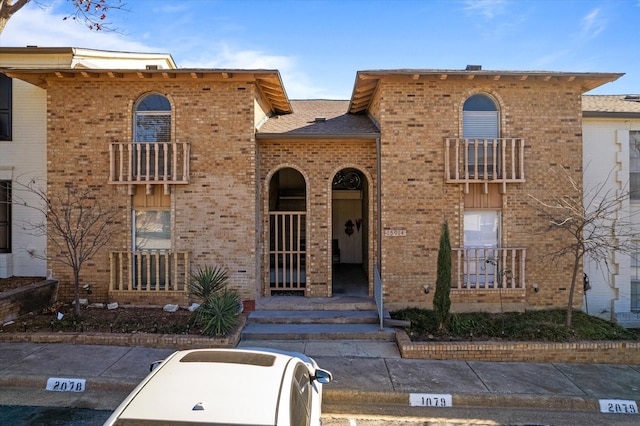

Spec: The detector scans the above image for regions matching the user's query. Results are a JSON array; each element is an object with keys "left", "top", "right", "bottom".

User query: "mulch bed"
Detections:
[{"left": 1, "top": 276, "right": 198, "bottom": 335}]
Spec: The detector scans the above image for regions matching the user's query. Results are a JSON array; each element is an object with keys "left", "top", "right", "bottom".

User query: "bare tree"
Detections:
[
  {"left": 0, "top": 0, "right": 126, "bottom": 34},
  {"left": 13, "top": 179, "right": 116, "bottom": 316},
  {"left": 529, "top": 166, "right": 640, "bottom": 327}
]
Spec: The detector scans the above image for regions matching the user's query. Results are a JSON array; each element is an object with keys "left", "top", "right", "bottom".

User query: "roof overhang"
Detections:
[
  {"left": 348, "top": 69, "right": 624, "bottom": 114},
  {"left": 583, "top": 111, "right": 640, "bottom": 119},
  {"left": 1, "top": 68, "right": 292, "bottom": 114}
]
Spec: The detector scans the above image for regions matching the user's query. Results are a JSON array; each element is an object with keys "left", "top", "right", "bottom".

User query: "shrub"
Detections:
[
  {"left": 434, "top": 221, "right": 452, "bottom": 332},
  {"left": 189, "top": 265, "right": 229, "bottom": 304},
  {"left": 189, "top": 265, "right": 240, "bottom": 337},
  {"left": 196, "top": 289, "right": 241, "bottom": 337}
]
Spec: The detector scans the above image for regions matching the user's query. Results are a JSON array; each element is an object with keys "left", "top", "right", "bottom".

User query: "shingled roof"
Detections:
[
  {"left": 257, "top": 100, "right": 380, "bottom": 138},
  {"left": 583, "top": 95, "right": 640, "bottom": 118}
]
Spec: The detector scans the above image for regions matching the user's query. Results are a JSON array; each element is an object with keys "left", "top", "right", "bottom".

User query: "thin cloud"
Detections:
[
  {"left": 580, "top": 8, "right": 606, "bottom": 39},
  {"left": 462, "top": 0, "right": 506, "bottom": 19},
  {"left": 179, "top": 43, "right": 331, "bottom": 99}
]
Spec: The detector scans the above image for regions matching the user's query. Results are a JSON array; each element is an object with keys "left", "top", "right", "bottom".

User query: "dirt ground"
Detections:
[{"left": 0, "top": 276, "right": 197, "bottom": 335}]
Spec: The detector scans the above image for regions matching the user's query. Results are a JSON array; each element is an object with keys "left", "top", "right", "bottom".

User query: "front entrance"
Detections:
[
  {"left": 267, "top": 168, "right": 306, "bottom": 296},
  {"left": 331, "top": 168, "right": 369, "bottom": 296}
]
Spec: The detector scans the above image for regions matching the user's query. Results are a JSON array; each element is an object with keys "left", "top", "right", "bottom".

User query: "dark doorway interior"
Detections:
[{"left": 332, "top": 263, "right": 368, "bottom": 296}]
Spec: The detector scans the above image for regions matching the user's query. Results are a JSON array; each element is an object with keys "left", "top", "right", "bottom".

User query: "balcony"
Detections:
[
  {"left": 452, "top": 247, "right": 526, "bottom": 290},
  {"left": 445, "top": 138, "right": 525, "bottom": 192},
  {"left": 109, "top": 142, "right": 190, "bottom": 194},
  {"left": 109, "top": 250, "right": 190, "bottom": 294}
]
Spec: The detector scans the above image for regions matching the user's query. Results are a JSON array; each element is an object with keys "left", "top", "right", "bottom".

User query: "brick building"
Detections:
[
  {"left": 2, "top": 52, "right": 621, "bottom": 313},
  {"left": 0, "top": 47, "right": 175, "bottom": 279}
]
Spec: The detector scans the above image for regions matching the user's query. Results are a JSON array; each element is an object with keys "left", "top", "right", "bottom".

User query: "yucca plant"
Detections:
[
  {"left": 189, "top": 265, "right": 228, "bottom": 304},
  {"left": 197, "top": 289, "right": 241, "bottom": 337}
]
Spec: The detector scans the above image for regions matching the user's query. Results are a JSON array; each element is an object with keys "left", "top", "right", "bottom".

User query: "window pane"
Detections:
[
  {"left": 0, "top": 181, "right": 10, "bottom": 253},
  {"left": 464, "top": 210, "right": 499, "bottom": 247},
  {"left": 632, "top": 281, "right": 640, "bottom": 312},
  {"left": 135, "top": 210, "right": 170, "bottom": 250},
  {"left": 135, "top": 114, "right": 171, "bottom": 142},
  {"left": 463, "top": 111, "right": 499, "bottom": 138},
  {"left": 631, "top": 132, "right": 640, "bottom": 199},
  {"left": 136, "top": 94, "right": 170, "bottom": 112},
  {"left": 0, "top": 75, "right": 11, "bottom": 141}
]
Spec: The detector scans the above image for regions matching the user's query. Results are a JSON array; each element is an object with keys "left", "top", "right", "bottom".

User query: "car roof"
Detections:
[{"left": 114, "top": 348, "right": 304, "bottom": 425}]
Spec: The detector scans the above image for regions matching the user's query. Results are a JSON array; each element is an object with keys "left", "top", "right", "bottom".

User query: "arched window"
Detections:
[
  {"left": 463, "top": 94, "right": 499, "bottom": 178},
  {"left": 134, "top": 94, "right": 171, "bottom": 142},
  {"left": 463, "top": 94, "right": 498, "bottom": 138},
  {"left": 133, "top": 94, "right": 171, "bottom": 179}
]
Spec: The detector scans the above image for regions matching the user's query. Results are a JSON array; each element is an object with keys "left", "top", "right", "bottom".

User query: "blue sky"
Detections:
[{"left": 1, "top": 0, "right": 638, "bottom": 99}]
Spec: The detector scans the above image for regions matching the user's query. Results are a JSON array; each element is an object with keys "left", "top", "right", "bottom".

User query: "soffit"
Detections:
[{"left": 348, "top": 69, "right": 625, "bottom": 114}]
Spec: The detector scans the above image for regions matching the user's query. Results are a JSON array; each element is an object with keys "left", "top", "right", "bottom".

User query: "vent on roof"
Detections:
[
  {"left": 315, "top": 117, "right": 327, "bottom": 122},
  {"left": 146, "top": 65, "right": 159, "bottom": 70},
  {"left": 466, "top": 65, "right": 482, "bottom": 71},
  {"left": 624, "top": 95, "right": 640, "bottom": 102}
]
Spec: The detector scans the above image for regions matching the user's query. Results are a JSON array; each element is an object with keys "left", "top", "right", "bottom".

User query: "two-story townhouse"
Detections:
[
  {"left": 582, "top": 95, "right": 640, "bottom": 327},
  {"left": 0, "top": 47, "right": 176, "bottom": 279},
  {"left": 2, "top": 54, "right": 621, "bottom": 314}
]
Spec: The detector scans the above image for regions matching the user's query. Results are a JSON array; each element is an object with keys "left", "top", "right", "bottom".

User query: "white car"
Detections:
[{"left": 104, "top": 348, "right": 333, "bottom": 426}]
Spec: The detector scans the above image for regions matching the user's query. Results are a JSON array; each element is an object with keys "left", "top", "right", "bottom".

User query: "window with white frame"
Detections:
[
  {"left": 631, "top": 240, "right": 640, "bottom": 312},
  {"left": 630, "top": 131, "right": 640, "bottom": 200},
  {"left": 463, "top": 94, "right": 499, "bottom": 177},
  {"left": 463, "top": 210, "right": 500, "bottom": 287},
  {"left": 133, "top": 93, "right": 171, "bottom": 179},
  {"left": 131, "top": 186, "right": 171, "bottom": 289}
]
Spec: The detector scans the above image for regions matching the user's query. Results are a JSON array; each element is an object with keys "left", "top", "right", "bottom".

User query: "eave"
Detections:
[
  {"left": 348, "top": 70, "right": 624, "bottom": 114},
  {"left": 1, "top": 68, "right": 292, "bottom": 114}
]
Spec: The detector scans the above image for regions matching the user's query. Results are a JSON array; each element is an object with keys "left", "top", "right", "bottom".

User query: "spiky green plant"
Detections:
[
  {"left": 189, "top": 265, "right": 228, "bottom": 304},
  {"left": 196, "top": 289, "right": 241, "bottom": 337}
]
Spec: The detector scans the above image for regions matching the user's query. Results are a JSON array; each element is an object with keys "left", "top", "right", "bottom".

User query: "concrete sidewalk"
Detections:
[{"left": 0, "top": 341, "right": 639, "bottom": 415}]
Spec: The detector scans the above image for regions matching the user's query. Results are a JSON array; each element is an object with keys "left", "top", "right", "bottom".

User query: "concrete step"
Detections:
[
  {"left": 240, "top": 322, "right": 397, "bottom": 341},
  {"left": 248, "top": 310, "right": 385, "bottom": 325},
  {"left": 255, "top": 296, "right": 377, "bottom": 311}
]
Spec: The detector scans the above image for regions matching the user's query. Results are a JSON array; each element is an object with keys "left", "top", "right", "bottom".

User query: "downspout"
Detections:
[
  {"left": 376, "top": 136, "right": 383, "bottom": 329},
  {"left": 376, "top": 137, "right": 382, "bottom": 271}
]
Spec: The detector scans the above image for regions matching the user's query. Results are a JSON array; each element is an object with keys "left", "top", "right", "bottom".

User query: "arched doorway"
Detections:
[
  {"left": 331, "top": 168, "right": 369, "bottom": 296},
  {"left": 268, "top": 168, "right": 306, "bottom": 296}
]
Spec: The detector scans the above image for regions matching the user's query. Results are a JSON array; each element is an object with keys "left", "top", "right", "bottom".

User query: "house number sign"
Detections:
[
  {"left": 599, "top": 399, "right": 638, "bottom": 414},
  {"left": 46, "top": 377, "right": 86, "bottom": 392},
  {"left": 385, "top": 229, "right": 406, "bottom": 237},
  {"left": 409, "top": 393, "right": 452, "bottom": 407}
]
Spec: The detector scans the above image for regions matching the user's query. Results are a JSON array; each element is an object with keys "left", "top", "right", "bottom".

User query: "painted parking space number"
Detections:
[
  {"left": 599, "top": 399, "right": 638, "bottom": 414},
  {"left": 46, "top": 377, "right": 86, "bottom": 392},
  {"left": 409, "top": 393, "right": 452, "bottom": 407}
]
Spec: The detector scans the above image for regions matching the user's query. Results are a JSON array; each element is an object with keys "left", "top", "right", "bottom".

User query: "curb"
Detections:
[
  {"left": 0, "top": 375, "right": 601, "bottom": 413},
  {"left": 323, "top": 389, "right": 600, "bottom": 412}
]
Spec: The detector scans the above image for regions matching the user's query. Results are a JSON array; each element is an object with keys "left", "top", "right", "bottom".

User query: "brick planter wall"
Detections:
[
  {"left": 396, "top": 330, "right": 640, "bottom": 364},
  {"left": 0, "top": 280, "right": 59, "bottom": 324}
]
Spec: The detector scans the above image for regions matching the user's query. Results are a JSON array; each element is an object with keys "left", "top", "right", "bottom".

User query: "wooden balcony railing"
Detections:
[
  {"left": 109, "top": 250, "right": 190, "bottom": 293},
  {"left": 109, "top": 142, "right": 190, "bottom": 188},
  {"left": 445, "top": 138, "right": 525, "bottom": 192},
  {"left": 452, "top": 247, "right": 526, "bottom": 290}
]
